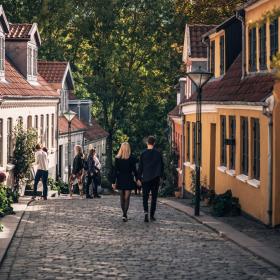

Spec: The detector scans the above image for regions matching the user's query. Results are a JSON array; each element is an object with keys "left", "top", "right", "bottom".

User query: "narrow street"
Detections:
[{"left": 0, "top": 196, "right": 279, "bottom": 280}]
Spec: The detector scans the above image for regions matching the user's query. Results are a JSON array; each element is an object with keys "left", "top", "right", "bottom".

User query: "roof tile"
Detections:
[
  {"left": 6, "top": 23, "right": 32, "bottom": 39},
  {"left": 38, "top": 61, "right": 68, "bottom": 84}
]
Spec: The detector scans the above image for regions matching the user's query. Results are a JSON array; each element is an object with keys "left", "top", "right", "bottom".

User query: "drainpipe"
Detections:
[
  {"left": 262, "top": 95, "right": 274, "bottom": 227},
  {"left": 56, "top": 99, "right": 60, "bottom": 181},
  {"left": 236, "top": 10, "right": 245, "bottom": 79},
  {"left": 180, "top": 105, "right": 185, "bottom": 198}
]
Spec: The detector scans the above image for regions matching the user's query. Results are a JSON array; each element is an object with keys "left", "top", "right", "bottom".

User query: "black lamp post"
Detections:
[
  {"left": 186, "top": 67, "right": 212, "bottom": 216},
  {"left": 63, "top": 110, "right": 76, "bottom": 183}
]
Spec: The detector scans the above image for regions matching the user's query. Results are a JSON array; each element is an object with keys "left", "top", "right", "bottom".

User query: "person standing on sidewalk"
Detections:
[
  {"left": 138, "top": 136, "right": 164, "bottom": 222},
  {"left": 86, "top": 148, "right": 101, "bottom": 199},
  {"left": 33, "top": 144, "right": 49, "bottom": 200}
]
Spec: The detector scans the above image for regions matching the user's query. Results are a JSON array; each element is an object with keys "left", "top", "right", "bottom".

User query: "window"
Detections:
[
  {"left": 229, "top": 116, "right": 236, "bottom": 170},
  {"left": 0, "top": 119, "right": 3, "bottom": 165},
  {"left": 0, "top": 36, "right": 4, "bottom": 73},
  {"left": 40, "top": 115, "right": 44, "bottom": 144},
  {"left": 51, "top": 114, "right": 55, "bottom": 148},
  {"left": 186, "top": 122, "right": 190, "bottom": 161},
  {"left": 241, "top": 117, "right": 249, "bottom": 175},
  {"left": 46, "top": 114, "right": 49, "bottom": 148},
  {"left": 210, "top": 40, "right": 215, "bottom": 74},
  {"left": 220, "top": 35, "right": 225, "bottom": 75},
  {"left": 7, "top": 118, "right": 13, "bottom": 162},
  {"left": 27, "top": 46, "right": 38, "bottom": 78},
  {"left": 252, "top": 118, "right": 260, "bottom": 180},
  {"left": 27, "top": 116, "right": 32, "bottom": 129},
  {"left": 192, "top": 122, "right": 196, "bottom": 163},
  {"left": 220, "top": 116, "right": 227, "bottom": 166},
  {"left": 249, "top": 28, "right": 257, "bottom": 71},
  {"left": 18, "top": 116, "right": 23, "bottom": 126},
  {"left": 259, "top": 24, "right": 267, "bottom": 70},
  {"left": 270, "top": 18, "right": 279, "bottom": 60}
]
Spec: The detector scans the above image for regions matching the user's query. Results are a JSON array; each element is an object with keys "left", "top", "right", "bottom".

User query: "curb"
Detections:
[
  {"left": 0, "top": 198, "right": 32, "bottom": 266},
  {"left": 160, "top": 199, "right": 280, "bottom": 270}
]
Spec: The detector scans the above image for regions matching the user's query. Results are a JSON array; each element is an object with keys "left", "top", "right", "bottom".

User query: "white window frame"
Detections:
[
  {"left": 27, "top": 44, "right": 38, "bottom": 81},
  {"left": 0, "top": 35, "right": 5, "bottom": 78}
]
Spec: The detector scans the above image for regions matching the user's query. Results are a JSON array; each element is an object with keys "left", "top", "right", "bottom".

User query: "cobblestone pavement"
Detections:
[{"left": 1, "top": 195, "right": 280, "bottom": 280}]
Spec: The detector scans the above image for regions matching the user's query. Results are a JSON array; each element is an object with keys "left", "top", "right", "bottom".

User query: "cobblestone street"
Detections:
[{"left": 0, "top": 195, "right": 280, "bottom": 280}]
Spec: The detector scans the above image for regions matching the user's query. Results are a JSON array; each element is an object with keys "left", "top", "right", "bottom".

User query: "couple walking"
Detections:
[{"left": 112, "top": 136, "right": 164, "bottom": 222}]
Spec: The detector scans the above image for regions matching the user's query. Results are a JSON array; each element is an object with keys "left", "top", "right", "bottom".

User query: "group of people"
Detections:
[
  {"left": 112, "top": 136, "right": 164, "bottom": 223},
  {"left": 69, "top": 145, "right": 101, "bottom": 199},
  {"left": 32, "top": 135, "right": 164, "bottom": 224}
]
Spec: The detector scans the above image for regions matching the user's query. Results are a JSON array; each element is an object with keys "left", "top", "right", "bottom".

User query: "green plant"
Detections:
[
  {"left": 159, "top": 148, "right": 179, "bottom": 197},
  {"left": 13, "top": 123, "right": 37, "bottom": 189},
  {"left": 0, "top": 184, "right": 14, "bottom": 217},
  {"left": 48, "top": 178, "right": 58, "bottom": 191},
  {"left": 56, "top": 179, "right": 69, "bottom": 194},
  {"left": 212, "top": 190, "right": 241, "bottom": 217}
]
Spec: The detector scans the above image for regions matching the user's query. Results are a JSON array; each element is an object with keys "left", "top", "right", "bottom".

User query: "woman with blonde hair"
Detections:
[
  {"left": 69, "top": 145, "right": 84, "bottom": 198},
  {"left": 112, "top": 142, "right": 138, "bottom": 222}
]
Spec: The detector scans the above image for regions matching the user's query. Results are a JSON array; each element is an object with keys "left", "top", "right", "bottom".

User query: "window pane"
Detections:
[
  {"left": 220, "top": 36, "right": 225, "bottom": 75},
  {"left": 210, "top": 41, "right": 215, "bottom": 74},
  {"left": 253, "top": 118, "right": 260, "bottom": 180},
  {"left": 187, "top": 122, "right": 190, "bottom": 161},
  {"left": 259, "top": 24, "right": 267, "bottom": 70},
  {"left": 249, "top": 28, "right": 257, "bottom": 71},
  {"left": 229, "top": 116, "right": 236, "bottom": 170},
  {"left": 220, "top": 116, "right": 227, "bottom": 166},
  {"left": 241, "top": 117, "right": 248, "bottom": 175},
  {"left": 270, "top": 18, "right": 279, "bottom": 59},
  {"left": 7, "top": 118, "right": 13, "bottom": 162}
]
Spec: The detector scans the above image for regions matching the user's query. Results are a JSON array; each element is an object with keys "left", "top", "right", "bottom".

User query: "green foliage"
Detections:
[
  {"left": 0, "top": 184, "right": 14, "bottom": 217},
  {"left": 48, "top": 178, "right": 69, "bottom": 194},
  {"left": 212, "top": 190, "right": 241, "bottom": 217},
  {"left": 159, "top": 148, "right": 179, "bottom": 197},
  {"left": 13, "top": 123, "right": 37, "bottom": 188}
]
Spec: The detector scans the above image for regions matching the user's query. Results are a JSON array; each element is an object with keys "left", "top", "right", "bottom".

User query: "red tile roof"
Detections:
[
  {"left": 6, "top": 23, "right": 33, "bottom": 39},
  {"left": 0, "top": 58, "right": 59, "bottom": 98},
  {"left": 58, "top": 115, "right": 88, "bottom": 135},
  {"left": 189, "top": 25, "right": 216, "bottom": 58},
  {"left": 38, "top": 61, "right": 68, "bottom": 84},
  {"left": 186, "top": 54, "right": 274, "bottom": 104},
  {"left": 85, "top": 119, "right": 109, "bottom": 141},
  {"left": 168, "top": 105, "right": 180, "bottom": 117}
]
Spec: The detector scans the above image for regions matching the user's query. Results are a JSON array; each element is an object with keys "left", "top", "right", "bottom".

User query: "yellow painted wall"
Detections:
[
  {"left": 245, "top": 0, "right": 280, "bottom": 73},
  {"left": 183, "top": 107, "right": 273, "bottom": 224},
  {"left": 209, "top": 31, "right": 225, "bottom": 78}
]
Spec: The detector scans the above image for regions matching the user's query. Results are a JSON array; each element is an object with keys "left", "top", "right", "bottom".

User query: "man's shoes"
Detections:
[
  {"left": 94, "top": 195, "right": 101, "bottom": 198},
  {"left": 144, "top": 213, "right": 149, "bottom": 223},
  {"left": 150, "top": 216, "right": 156, "bottom": 222},
  {"left": 86, "top": 195, "right": 93, "bottom": 199}
]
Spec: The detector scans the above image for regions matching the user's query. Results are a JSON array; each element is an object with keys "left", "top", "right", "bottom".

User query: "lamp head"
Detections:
[
  {"left": 186, "top": 67, "right": 213, "bottom": 89},
  {"left": 63, "top": 110, "right": 76, "bottom": 122}
]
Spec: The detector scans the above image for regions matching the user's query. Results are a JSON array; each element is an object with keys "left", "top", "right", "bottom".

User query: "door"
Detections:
[
  {"left": 209, "top": 124, "right": 216, "bottom": 189},
  {"left": 58, "top": 145, "right": 63, "bottom": 178}
]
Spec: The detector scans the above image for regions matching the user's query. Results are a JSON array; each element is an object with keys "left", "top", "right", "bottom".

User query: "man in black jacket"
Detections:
[{"left": 138, "top": 136, "right": 164, "bottom": 222}]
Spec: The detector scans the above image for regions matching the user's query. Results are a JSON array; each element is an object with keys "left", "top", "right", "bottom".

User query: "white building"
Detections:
[{"left": 0, "top": 6, "right": 59, "bottom": 186}]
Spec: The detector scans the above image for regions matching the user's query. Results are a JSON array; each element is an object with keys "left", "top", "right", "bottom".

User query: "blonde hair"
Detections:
[{"left": 116, "top": 142, "right": 131, "bottom": 160}]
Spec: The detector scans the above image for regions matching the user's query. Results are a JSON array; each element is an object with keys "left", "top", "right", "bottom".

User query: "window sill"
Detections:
[
  {"left": 6, "top": 163, "right": 15, "bottom": 171},
  {"left": 236, "top": 174, "right": 248, "bottom": 183},
  {"left": 247, "top": 179, "right": 260, "bottom": 189},
  {"left": 217, "top": 166, "right": 227, "bottom": 173},
  {"left": 226, "top": 169, "right": 236, "bottom": 177}
]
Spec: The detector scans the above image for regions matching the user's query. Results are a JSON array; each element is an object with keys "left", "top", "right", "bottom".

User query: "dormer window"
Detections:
[
  {"left": 27, "top": 45, "right": 37, "bottom": 80},
  {"left": 210, "top": 40, "right": 215, "bottom": 74},
  {"left": 270, "top": 18, "right": 279, "bottom": 60},
  {"left": 249, "top": 27, "right": 257, "bottom": 72},
  {"left": 0, "top": 35, "right": 4, "bottom": 76},
  {"left": 220, "top": 35, "right": 225, "bottom": 75}
]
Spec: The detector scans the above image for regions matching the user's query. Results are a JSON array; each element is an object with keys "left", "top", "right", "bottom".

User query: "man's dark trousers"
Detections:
[
  {"left": 86, "top": 174, "right": 98, "bottom": 196},
  {"left": 34, "top": 169, "right": 48, "bottom": 198},
  {"left": 142, "top": 177, "right": 160, "bottom": 217}
]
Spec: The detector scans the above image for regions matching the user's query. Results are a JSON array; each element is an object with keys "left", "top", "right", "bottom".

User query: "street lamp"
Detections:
[
  {"left": 63, "top": 110, "right": 76, "bottom": 183},
  {"left": 186, "top": 67, "right": 213, "bottom": 216}
]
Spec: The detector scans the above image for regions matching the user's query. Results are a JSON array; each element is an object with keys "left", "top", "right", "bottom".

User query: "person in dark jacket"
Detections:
[
  {"left": 86, "top": 148, "right": 101, "bottom": 199},
  {"left": 69, "top": 145, "right": 84, "bottom": 198},
  {"left": 112, "top": 142, "right": 138, "bottom": 222},
  {"left": 138, "top": 136, "right": 164, "bottom": 222}
]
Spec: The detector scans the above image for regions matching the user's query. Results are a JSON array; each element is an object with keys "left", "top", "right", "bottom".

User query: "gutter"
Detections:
[
  {"left": 180, "top": 100, "right": 267, "bottom": 107},
  {"left": 262, "top": 95, "right": 274, "bottom": 227},
  {"left": 2, "top": 95, "right": 60, "bottom": 100}
]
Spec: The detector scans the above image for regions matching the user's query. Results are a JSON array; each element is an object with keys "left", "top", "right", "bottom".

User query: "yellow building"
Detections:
[{"left": 180, "top": 0, "right": 280, "bottom": 226}]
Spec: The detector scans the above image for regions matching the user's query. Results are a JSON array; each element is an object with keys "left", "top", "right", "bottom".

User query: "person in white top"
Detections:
[{"left": 32, "top": 144, "right": 49, "bottom": 200}]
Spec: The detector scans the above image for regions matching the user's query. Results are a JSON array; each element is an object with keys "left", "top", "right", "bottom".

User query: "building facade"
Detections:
[
  {"left": 174, "top": 0, "right": 280, "bottom": 226},
  {"left": 0, "top": 6, "right": 59, "bottom": 188}
]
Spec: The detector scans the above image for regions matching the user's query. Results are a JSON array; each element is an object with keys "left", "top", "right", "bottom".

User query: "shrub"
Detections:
[
  {"left": 212, "top": 190, "right": 241, "bottom": 217},
  {"left": 0, "top": 185, "right": 14, "bottom": 217}
]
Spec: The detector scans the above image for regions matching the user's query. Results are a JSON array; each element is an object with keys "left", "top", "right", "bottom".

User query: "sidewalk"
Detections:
[
  {"left": 160, "top": 197, "right": 280, "bottom": 269},
  {"left": 0, "top": 197, "right": 31, "bottom": 265}
]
